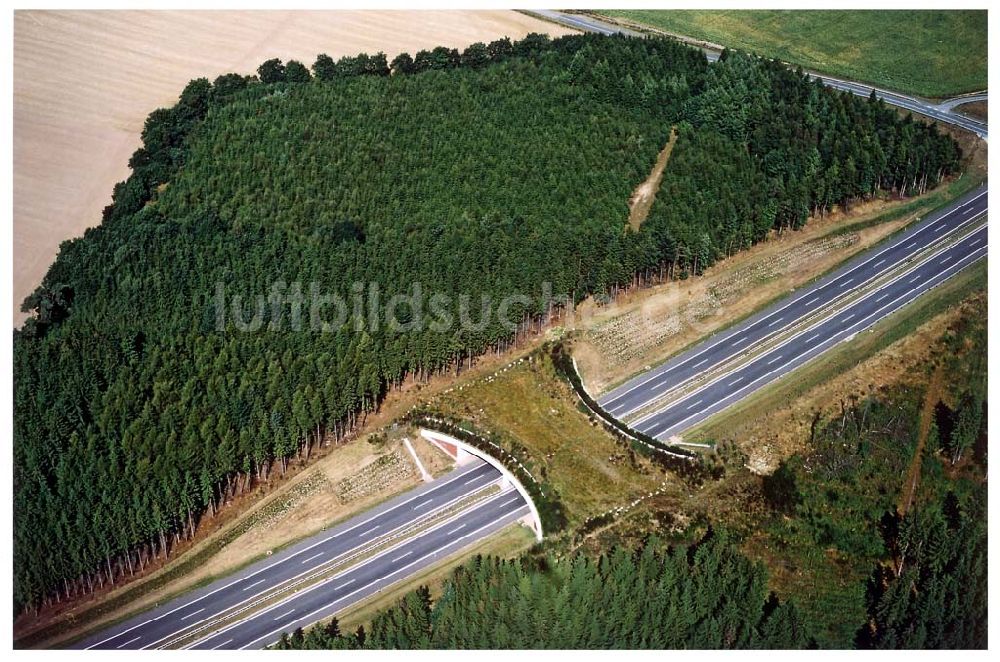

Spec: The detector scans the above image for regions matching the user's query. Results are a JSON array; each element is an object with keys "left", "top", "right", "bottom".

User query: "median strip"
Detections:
[
  {"left": 621, "top": 216, "right": 986, "bottom": 430},
  {"left": 160, "top": 482, "right": 505, "bottom": 650}
]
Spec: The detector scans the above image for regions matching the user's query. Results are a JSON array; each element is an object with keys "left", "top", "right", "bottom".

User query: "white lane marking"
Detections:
[
  {"left": 767, "top": 316, "right": 784, "bottom": 327},
  {"left": 641, "top": 235, "right": 989, "bottom": 436},
  {"left": 804, "top": 333, "right": 820, "bottom": 344},
  {"left": 692, "top": 357, "right": 709, "bottom": 368},
  {"left": 117, "top": 465, "right": 500, "bottom": 651},
  {"left": 686, "top": 399, "right": 703, "bottom": 410},
  {"left": 970, "top": 238, "right": 982, "bottom": 246},
  {"left": 907, "top": 242, "right": 918, "bottom": 249},
  {"left": 842, "top": 313, "right": 855, "bottom": 322},
  {"left": 243, "top": 578, "right": 266, "bottom": 591},
  {"left": 766, "top": 354, "right": 783, "bottom": 366},
  {"left": 314, "top": 462, "right": 487, "bottom": 541},
  {"left": 84, "top": 619, "right": 153, "bottom": 650},
  {"left": 336, "top": 579, "right": 356, "bottom": 590},
  {"left": 732, "top": 336, "right": 747, "bottom": 346},
  {"left": 359, "top": 526, "right": 379, "bottom": 537},
  {"left": 184, "top": 490, "right": 517, "bottom": 652},
  {"left": 728, "top": 377, "right": 743, "bottom": 386},
  {"left": 412, "top": 499, "right": 431, "bottom": 510},
  {"left": 392, "top": 551, "right": 413, "bottom": 563},
  {"left": 876, "top": 292, "right": 891, "bottom": 302},
  {"left": 873, "top": 258, "right": 886, "bottom": 267},
  {"left": 301, "top": 552, "right": 323, "bottom": 565},
  {"left": 909, "top": 274, "right": 921, "bottom": 284},
  {"left": 210, "top": 639, "right": 234, "bottom": 650},
  {"left": 117, "top": 636, "right": 142, "bottom": 649},
  {"left": 941, "top": 255, "right": 952, "bottom": 264},
  {"left": 840, "top": 278, "right": 854, "bottom": 288},
  {"left": 463, "top": 476, "right": 482, "bottom": 485},
  {"left": 638, "top": 234, "right": 986, "bottom": 437},
  {"left": 273, "top": 609, "right": 295, "bottom": 621},
  {"left": 804, "top": 296, "right": 820, "bottom": 306},
  {"left": 180, "top": 608, "right": 205, "bottom": 621},
  {"left": 648, "top": 245, "right": 987, "bottom": 439},
  {"left": 448, "top": 524, "right": 465, "bottom": 535},
  {"left": 597, "top": 191, "right": 986, "bottom": 412},
  {"left": 244, "top": 498, "right": 530, "bottom": 650}
]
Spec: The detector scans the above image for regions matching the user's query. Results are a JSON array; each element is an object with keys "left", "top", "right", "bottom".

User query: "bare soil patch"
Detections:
[
  {"left": 573, "top": 122, "right": 986, "bottom": 398},
  {"left": 955, "top": 99, "right": 987, "bottom": 121},
  {"left": 628, "top": 126, "right": 677, "bottom": 231},
  {"left": 430, "top": 354, "right": 667, "bottom": 525}
]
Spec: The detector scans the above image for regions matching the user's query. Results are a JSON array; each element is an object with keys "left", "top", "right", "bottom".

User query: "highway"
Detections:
[
  {"left": 600, "top": 185, "right": 988, "bottom": 425},
  {"left": 189, "top": 489, "right": 528, "bottom": 649},
  {"left": 534, "top": 10, "right": 988, "bottom": 138},
  {"left": 808, "top": 73, "right": 987, "bottom": 137},
  {"left": 633, "top": 222, "right": 986, "bottom": 439},
  {"left": 76, "top": 460, "right": 526, "bottom": 650}
]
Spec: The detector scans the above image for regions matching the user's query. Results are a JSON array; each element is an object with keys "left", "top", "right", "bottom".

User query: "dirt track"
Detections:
[{"left": 13, "top": 10, "right": 573, "bottom": 326}]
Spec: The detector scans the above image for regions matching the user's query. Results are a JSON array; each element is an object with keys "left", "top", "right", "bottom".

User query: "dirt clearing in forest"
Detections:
[{"left": 628, "top": 126, "right": 677, "bottom": 231}]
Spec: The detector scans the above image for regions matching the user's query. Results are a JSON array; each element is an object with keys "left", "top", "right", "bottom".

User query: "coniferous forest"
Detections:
[
  {"left": 14, "top": 32, "right": 962, "bottom": 615},
  {"left": 274, "top": 487, "right": 986, "bottom": 650},
  {"left": 274, "top": 485, "right": 987, "bottom": 651},
  {"left": 276, "top": 532, "right": 816, "bottom": 649}
]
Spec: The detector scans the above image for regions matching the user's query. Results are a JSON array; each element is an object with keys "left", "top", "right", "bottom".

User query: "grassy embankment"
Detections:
[
  {"left": 596, "top": 10, "right": 986, "bottom": 98},
  {"left": 336, "top": 524, "right": 537, "bottom": 634},
  {"left": 429, "top": 352, "right": 668, "bottom": 528}
]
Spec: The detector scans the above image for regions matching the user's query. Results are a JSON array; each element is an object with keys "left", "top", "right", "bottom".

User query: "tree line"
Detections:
[{"left": 275, "top": 531, "right": 814, "bottom": 649}]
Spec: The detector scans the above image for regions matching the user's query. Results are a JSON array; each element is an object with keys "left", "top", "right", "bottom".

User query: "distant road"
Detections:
[
  {"left": 533, "top": 10, "right": 988, "bottom": 138},
  {"left": 599, "top": 185, "right": 987, "bottom": 439},
  {"left": 76, "top": 460, "right": 527, "bottom": 650}
]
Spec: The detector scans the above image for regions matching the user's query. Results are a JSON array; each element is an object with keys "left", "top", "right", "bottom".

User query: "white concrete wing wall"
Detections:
[{"left": 420, "top": 428, "right": 543, "bottom": 541}]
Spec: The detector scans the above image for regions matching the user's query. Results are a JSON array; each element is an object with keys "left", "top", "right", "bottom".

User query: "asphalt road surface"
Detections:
[
  {"left": 600, "top": 185, "right": 987, "bottom": 424},
  {"left": 807, "top": 73, "right": 987, "bottom": 137},
  {"left": 189, "top": 489, "right": 528, "bottom": 649},
  {"left": 633, "top": 223, "right": 986, "bottom": 439},
  {"left": 76, "top": 460, "right": 522, "bottom": 650},
  {"left": 535, "top": 10, "right": 987, "bottom": 138}
]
